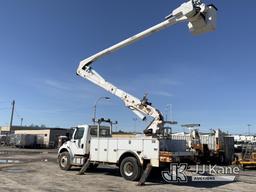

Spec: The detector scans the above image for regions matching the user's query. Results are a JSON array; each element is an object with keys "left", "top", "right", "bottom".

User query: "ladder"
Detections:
[{"left": 243, "top": 144, "right": 254, "bottom": 161}]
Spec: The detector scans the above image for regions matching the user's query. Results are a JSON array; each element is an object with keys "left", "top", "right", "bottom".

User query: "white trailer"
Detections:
[{"left": 58, "top": 0, "right": 217, "bottom": 183}]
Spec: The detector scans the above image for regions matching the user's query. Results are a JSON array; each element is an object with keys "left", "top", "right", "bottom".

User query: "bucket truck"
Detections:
[{"left": 58, "top": 0, "right": 217, "bottom": 183}]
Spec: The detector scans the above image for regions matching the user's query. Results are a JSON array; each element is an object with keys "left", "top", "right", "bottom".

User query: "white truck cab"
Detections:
[{"left": 58, "top": 124, "right": 111, "bottom": 167}]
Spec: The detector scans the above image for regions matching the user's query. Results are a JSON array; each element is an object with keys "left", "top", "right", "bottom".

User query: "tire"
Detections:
[
  {"left": 58, "top": 152, "right": 72, "bottom": 171},
  {"left": 120, "top": 157, "right": 142, "bottom": 181}
]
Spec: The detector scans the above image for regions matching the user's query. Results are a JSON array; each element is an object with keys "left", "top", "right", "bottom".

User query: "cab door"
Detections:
[{"left": 69, "top": 127, "right": 87, "bottom": 155}]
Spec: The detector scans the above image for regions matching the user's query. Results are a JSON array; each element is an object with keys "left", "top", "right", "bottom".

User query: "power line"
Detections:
[
  {"left": 0, "top": 107, "right": 11, "bottom": 110},
  {"left": 14, "top": 105, "right": 26, "bottom": 126},
  {"left": 0, "top": 101, "right": 9, "bottom": 104},
  {"left": 0, "top": 100, "right": 28, "bottom": 127},
  {"left": 0, "top": 101, "right": 11, "bottom": 110},
  {"left": 14, "top": 108, "right": 21, "bottom": 118}
]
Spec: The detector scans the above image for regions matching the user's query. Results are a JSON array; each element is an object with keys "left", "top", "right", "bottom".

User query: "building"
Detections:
[
  {"left": 232, "top": 134, "right": 256, "bottom": 143},
  {"left": 172, "top": 132, "right": 189, "bottom": 136},
  {"left": 0, "top": 125, "right": 72, "bottom": 148},
  {"left": 0, "top": 125, "right": 46, "bottom": 134},
  {"left": 14, "top": 128, "right": 72, "bottom": 148}
]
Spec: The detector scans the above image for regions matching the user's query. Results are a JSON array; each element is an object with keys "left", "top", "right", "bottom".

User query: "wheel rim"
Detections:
[
  {"left": 123, "top": 162, "right": 134, "bottom": 177},
  {"left": 60, "top": 156, "right": 68, "bottom": 168}
]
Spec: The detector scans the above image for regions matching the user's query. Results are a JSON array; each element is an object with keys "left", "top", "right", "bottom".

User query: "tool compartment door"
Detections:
[
  {"left": 107, "top": 139, "right": 118, "bottom": 163},
  {"left": 90, "top": 138, "right": 109, "bottom": 162},
  {"left": 90, "top": 138, "right": 99, "bottom": 161},
  {"left": 98, "top": 139, "right": 108, "bottom": 162},
  {"left": 143, "top": 139, "right": 159, "bottom": 167}
]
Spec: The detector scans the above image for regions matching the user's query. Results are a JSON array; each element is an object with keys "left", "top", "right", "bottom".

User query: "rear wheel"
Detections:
[
  {"left": 59, "top": 152, "right": 72, "bottom": 171},
  {"left": 120, "top": 157, "right": 142, "bottom": 181}
]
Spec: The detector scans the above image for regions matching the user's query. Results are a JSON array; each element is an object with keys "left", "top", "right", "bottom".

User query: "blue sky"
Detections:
[{"left": 0, "top": 0, "right": 255, "bottom": 134}]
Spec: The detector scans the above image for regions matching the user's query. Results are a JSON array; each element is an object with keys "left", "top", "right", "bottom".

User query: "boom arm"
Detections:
[{"left": 77, "top": 0, "right": 217, "bottom": 135}]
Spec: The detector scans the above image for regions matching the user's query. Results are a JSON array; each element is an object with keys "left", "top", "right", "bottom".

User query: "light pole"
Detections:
[{"left": 93, "top": 97, "right": 110, "bottom": 124}]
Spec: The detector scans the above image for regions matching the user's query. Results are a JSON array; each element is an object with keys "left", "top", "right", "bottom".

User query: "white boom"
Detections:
[{"left": 77, "top": 0, "right": 217, "bottom": 136}]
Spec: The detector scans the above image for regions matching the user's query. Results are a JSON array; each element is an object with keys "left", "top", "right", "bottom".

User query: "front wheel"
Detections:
[
  {"left": 120, "top": 157, "right": 142, "bottom": 181},
  {"left": 58, "top": 152, "right": 72, "bottom": 171}
]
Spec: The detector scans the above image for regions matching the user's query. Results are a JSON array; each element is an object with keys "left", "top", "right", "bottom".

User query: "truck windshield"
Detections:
[{"left": 74, "top": 128, "right": 84, "bottom": 140}]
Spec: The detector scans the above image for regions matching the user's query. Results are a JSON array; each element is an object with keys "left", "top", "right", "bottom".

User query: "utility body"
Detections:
[
  {"left": 59, "top": 122, "right": 182, "bottom": 181},
  {"left": 58, "top": 0, "right": 217, "bottom": 182}
]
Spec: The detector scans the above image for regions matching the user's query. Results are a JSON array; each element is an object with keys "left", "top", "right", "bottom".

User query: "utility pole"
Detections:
[
  {"left": 248, "top": 124, "right": 251, "bottom": 136},
  {"left": 133, "top": 118, "right": 137, "bottom": 133},
  {"left": 20, "top": 118, "right": 23, "bottom": 126},
  {"left": 9, "top": 100, "right": 15, "bottom": 133}
]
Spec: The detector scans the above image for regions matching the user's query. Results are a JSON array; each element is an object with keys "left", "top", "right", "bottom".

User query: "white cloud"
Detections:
[
  {"left": 43, "top": 79, "right": 94, "bottom": 93},
  {"left": 151, "top": 91, "right": 173, "bottom": 97},
  {"left": 44, "top": 80, "right": 71, "bottom": 91},
  {"left": 155, "top": 77, "right": 181, "bottom": 86}
]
